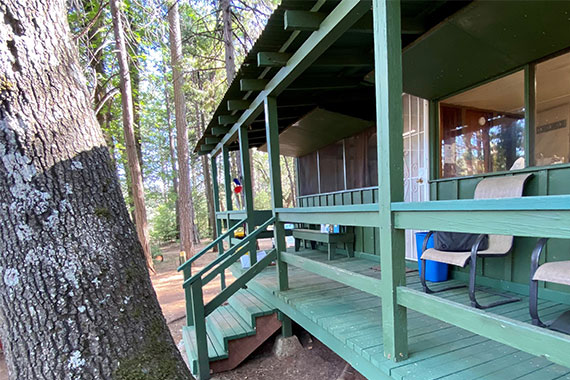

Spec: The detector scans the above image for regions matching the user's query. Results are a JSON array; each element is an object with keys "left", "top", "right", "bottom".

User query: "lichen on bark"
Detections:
[{"left": 0, "top": 1, "right": 192, "bottom": 379}]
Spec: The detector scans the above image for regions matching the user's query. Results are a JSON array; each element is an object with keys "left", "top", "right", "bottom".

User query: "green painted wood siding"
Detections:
[{"left": 298, "top": 163, "right": 570, "bottom": 294}]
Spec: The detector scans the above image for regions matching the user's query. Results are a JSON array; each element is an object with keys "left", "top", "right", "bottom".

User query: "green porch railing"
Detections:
[
  {"left": 177, "top": 217, "right": 247, "bottom": 326},
  {"left": 181, "top": 216, "right": 277, "bottom": 380}
]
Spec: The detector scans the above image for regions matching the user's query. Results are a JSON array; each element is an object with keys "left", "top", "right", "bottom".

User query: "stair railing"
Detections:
[{"left": 182, "top": 216, "right": 277, "bottom": 379}]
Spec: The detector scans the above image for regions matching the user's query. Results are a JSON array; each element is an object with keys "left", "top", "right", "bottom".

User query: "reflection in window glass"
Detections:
[
  {"left": 535, "top": 52, "right": 570, "bottom": 166},
  {"left": 439, "top": 71, "right": 525, "bottom": 178}
]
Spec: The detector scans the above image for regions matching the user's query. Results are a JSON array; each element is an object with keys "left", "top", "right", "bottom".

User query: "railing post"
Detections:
[
  {"left": 211, "top": 154, "right": 226, "bottom": 289},
  {"left": 183, "top": 266, "right": 194, "bottom": 326},
  {"left": 264, "top": 96, "right": 292, "bottom": 336},
  {"left": 190, "top": 278, "right": 210, "bottom": 379},
  {"left": 373, "top": 0, "right": 408, "bottom": 361},
  {"left": 238, "top": 125, "right": 257, "bottom": 264}
]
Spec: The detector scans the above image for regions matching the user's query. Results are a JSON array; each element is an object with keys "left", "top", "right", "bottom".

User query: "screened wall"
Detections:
[{"left": 297, "top": 127, "right": 378, "bottom": 196}]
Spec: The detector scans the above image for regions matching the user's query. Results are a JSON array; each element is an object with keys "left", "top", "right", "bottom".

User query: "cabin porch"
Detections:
[{"left": 231, "top": 248, "right": 570, "bottom": 380}]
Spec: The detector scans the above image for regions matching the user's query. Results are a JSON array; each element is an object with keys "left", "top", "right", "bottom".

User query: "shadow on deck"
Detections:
[{"left": 232, "top": 249, "right": 570, "bottom": 380}]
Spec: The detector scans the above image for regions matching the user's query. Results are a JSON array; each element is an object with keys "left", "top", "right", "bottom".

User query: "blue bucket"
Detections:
[{"left": 415, "top": 232, "right": 448, "bottom": 282}]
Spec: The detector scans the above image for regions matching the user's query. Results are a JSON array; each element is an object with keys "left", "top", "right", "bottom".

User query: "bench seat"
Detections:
[{"left": 292, "top": 228, "right": 354, "bottom": 260}]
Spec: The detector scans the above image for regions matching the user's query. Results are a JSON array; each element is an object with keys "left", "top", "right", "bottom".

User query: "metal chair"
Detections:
[
  {"left": 420, "top": 173, "right": 532, "bottom": 309},
  {"left": 530, "top": 238, "right": 570, "bottom": 335}
]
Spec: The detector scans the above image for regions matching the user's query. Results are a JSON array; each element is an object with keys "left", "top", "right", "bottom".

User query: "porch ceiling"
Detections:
[{"left": 196, "top": 0, "right": 570, "bottom": 156}]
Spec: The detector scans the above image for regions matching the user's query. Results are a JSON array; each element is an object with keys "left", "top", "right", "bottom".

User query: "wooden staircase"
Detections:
[{"left": 183, "top": 288, "right": 281, "bottom": 376}]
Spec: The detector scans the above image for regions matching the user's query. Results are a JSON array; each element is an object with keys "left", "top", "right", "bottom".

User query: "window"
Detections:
[
  {"left": 439, "top": 71, "right": 525, "bottom": 178},
  {"left": 535, "top": 52, "right": 570, "bottom": 166}
]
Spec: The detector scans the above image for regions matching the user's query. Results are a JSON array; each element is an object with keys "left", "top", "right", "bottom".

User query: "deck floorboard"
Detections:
[{"left": 233, "top": 248, "right": 570, "bottom": 380}]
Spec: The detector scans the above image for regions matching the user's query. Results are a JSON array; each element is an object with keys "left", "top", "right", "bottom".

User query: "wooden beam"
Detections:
[
  {"left": 227, "top": 99, "right": 252, "bottom": 111},
  {"left": 374, "top": 0, "right": 408, "bottom": 362},
  {"left": 284, "top": 10, "right": 326, "bottom": 31},
  {"left": 238, "top": 125, "right": 256, "bottom": 262},
  {"left": 205, "top": 136, "right": 220, "bottom": 144},
  {"left": 197, "top": 150, "right": 209, "bottom": 156},
  {"left": 211, "top": 0, "right": 372, "bottom": 156},
  {"left": 218, "top": 115, "right": 239, "bottom": 125},
  {"left": 200, "top": 144, "right": 215, "bottom": 151},
  {"left": 265, "top": 97, "right": 290, "bottom": 300},
  {"left": 398, "top": 287, "right": 570, "bottom": 369},
  {"left": 281, "top": 252, "right": 382, "bottom": 297},
  {"left": 275, "top": 204, "right": 379, "bottom": 227},
  {"left": 392, "top": 196, "right": 570, "bottom": 239},
  {"left": 222, "top": 145, "right": 233, "bottom": 211},
  {"left": 240, "top": 79, "right": 268, "bottom": 91},
  {"left": 257, "top": 52, "right": 292, "bottom": 67},
  {"left": 212, "top": 126, "right": 230, "bottom": 135}
]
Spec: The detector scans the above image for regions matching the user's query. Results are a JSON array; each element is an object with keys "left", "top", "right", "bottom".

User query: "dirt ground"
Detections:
[{"left": 0, "top": 239, "right": 366, "bottom": 380}]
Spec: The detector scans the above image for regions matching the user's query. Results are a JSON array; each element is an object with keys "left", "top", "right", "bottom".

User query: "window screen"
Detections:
[
  {"left": 298, "top": 151, "right": 318, "bottom": 196},
  {"left": 319, "top": 141, "right": 344, "bottom": 193},
  {"left": 346, "top": 127, "right": 377, "bottom": 188}
]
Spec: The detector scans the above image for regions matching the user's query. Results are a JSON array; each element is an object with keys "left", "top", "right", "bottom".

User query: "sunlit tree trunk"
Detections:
[
  {"left": 0, "top": 0, "right": 190, "bottom": 378},
  {"left": 110, "top": 0, "right": 154, "bottom": 273},
  {"left": 168, "top": 0, "right": 196, "bottom": 259}
]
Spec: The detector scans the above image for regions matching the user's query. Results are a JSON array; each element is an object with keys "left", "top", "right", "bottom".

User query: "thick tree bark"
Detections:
[
  {"left": 164, "top": 87, "right": 180, "bottom": 232},
  {"left": 0, "top": 1, "right": 191, "bottom": 378},
  {"left": 221, "top": 0, "right": 235, "bottom": 83},
  {"left": 110, "top": 0, "right": 154, "bottom": 273},
  {"left": 168, "top": 0, "right": 196, "bottom": 259}
]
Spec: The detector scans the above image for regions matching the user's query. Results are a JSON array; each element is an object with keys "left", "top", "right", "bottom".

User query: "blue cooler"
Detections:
[{"left": 415, "top": 232, "right": 448, "bottom": 282}]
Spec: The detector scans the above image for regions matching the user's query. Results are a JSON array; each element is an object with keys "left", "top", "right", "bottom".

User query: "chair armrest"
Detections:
[
  {"left": 422, "top": 231, "right": 434, "bottom": 254},
  {"left": 530, "top": 238, "right": 550, "bottom": 279}
]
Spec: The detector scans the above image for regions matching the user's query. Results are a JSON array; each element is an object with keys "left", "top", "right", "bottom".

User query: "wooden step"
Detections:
[
  {"left": 182, "top": 325, "right": 228, "bottom": 375},
  {"left": 183, "top": 288, "right": 282, "bottom": 375},
  {"left": 227, "top": 288, "right": 277, "bottom": 328},
  {"left": 206, "top": 304, "right": 256, "bottom": 351}
]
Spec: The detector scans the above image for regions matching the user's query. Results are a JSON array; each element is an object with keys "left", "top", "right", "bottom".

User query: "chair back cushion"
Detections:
[{"left": 473, "top": 173, "right": 532, "bottom": 254}]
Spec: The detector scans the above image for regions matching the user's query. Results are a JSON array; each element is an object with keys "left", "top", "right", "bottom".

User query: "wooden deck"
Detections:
[{"left": 234, "top": 249, "right": 570, "bottom": 380}]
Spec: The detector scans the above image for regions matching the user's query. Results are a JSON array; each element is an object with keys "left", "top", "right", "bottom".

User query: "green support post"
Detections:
[
  {"left": 222, "top": 146, "right": 234, "bottom": 249},
  {"left": 373, "top": 0, "right": 408, "bottom": 361},
  {"left": 190, "top": 278, "right": 210, "bottom": 379},
  {"left": 211, "top": 155, "right": 225, "bottom": 290},
  {"left": 238, "top": 125, "right": 256, "bottom": 263},
  {"left": 264, "top": 96, "right": 292, "bottom": 337},
  {"left": 428, "top": 100, "right": 439, "bottom": 188},
  {"left": 183, "top": 266, "right": 194, "bottom": 326}
]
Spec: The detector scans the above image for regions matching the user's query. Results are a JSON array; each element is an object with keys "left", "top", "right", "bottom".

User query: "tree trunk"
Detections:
[
  {"left": 0, "top": 1, "right": 191, "bottom": 378},
  {"left": 165, "top": 87, "right": 180, "bottom": 232},
  {"left": 168, "top": 0, "right": 196, "bottom": 259},
  {"left": 284, "top": 156, "right": 297, "bottom": 207},
  {"left": 110, "top": 0, "right": 154, "bottom": 273},
  {"left": 221, "top": 0, "right": 236, "bottom": 83}
]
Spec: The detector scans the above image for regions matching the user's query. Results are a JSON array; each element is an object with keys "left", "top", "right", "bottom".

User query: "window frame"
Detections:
[{"left": 432, "top": 48, "right": 570, "bottom": 181}]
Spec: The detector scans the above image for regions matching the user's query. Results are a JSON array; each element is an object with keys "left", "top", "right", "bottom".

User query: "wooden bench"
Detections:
[{"left": 292, "top": 228, "right": 354, "bottom": 260}]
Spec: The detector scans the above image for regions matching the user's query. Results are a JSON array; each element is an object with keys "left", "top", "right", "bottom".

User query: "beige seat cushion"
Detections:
[{"left": 533, "top": 261, "right": 570, "bottom": 286}]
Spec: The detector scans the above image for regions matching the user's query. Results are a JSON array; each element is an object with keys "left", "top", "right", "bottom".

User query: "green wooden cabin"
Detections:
[{"left": 182, "top": 1, "right": 570, "bottom": 379}]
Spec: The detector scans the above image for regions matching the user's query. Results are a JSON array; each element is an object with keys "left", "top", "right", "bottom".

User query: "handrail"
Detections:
[
  {"left": 183, "top": 216, "right": 276, "bottom": 288},
  {"left": 204, "top": 248, "right": 277, "bottom": 316},
  {"left": 177, "top": 217, "right": 247, "bottom": 272}
]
